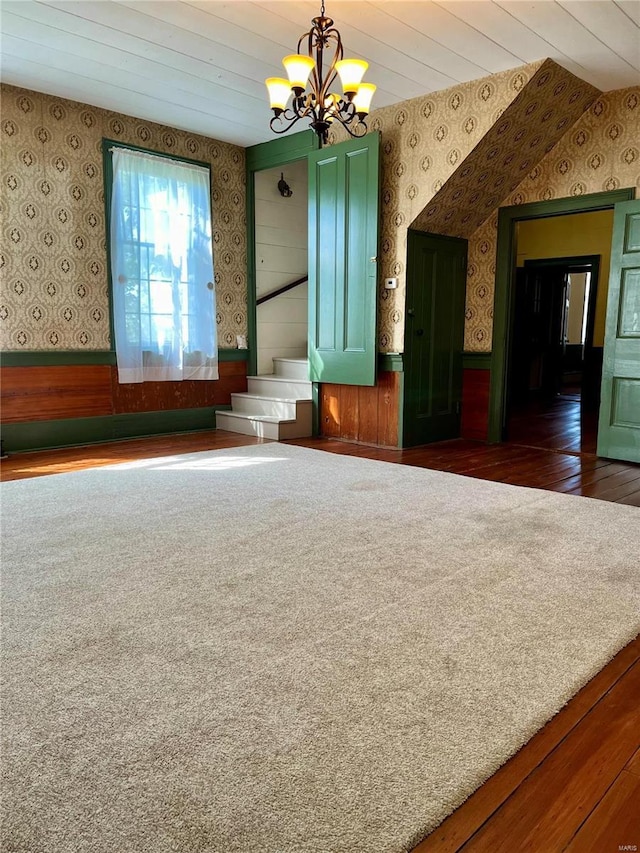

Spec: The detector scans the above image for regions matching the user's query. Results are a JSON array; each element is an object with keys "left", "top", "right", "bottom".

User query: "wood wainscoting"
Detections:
[
  {"left": 320, "top": 370, "right": 400, "bottom": 448},
  {"left": 109, "top": 361, "right": 247, "bottom": 414},
  {"left": 1, "top": 365, "right": 113, "bottom": 423},
  {"left": 461, "top": 367, "right": 491, "bottom": 441},
  {"left": 318, "top": 356, "right": 492, "bottom": 449},
  {"left": 0, "top": 354, "right": 248, "bottom": 451}
]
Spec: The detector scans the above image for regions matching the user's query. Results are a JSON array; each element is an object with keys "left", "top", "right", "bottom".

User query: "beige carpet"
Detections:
[{"left": 2, "top": 443, "right": 639, "bottom": 853}]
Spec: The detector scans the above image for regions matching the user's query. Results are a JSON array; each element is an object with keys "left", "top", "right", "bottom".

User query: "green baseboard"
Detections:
[
  {"left": 378, "top": 352, "right": 490, "bottom": 373},
  {"left": 462, "top": 352, "right": 492, "bottom": 369},
  {"left": 378, "top": 352, "right": 404, "bottom": 372},
  {"left": 0, "top": 349, "right": 248, "bottom": 367},
  {"left": 0, "top": 350, "right": 117, "bottom": 366},
  {"left": 1, "top": 406, "right": 232, "bottom": 453}
]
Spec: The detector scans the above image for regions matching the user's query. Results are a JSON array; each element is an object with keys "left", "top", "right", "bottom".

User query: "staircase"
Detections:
[{"left": 216, "top": 358, "right": 313, "bottom": 440}]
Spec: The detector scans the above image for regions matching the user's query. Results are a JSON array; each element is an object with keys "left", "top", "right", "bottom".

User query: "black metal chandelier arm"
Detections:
[
  {"left": 269, "top": 109, "right": 305, "bottom": 136},
  {"left": 332, "top": 112, "right": 368, "bottom": 139}
]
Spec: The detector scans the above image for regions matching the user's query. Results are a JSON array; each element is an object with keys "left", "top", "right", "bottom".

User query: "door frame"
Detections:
[
  {"left": 245, "top": 131, "right": 319, "bottom": 378},
  {"left": 489, "top": 188, "right": 636, "bottom": 443}
]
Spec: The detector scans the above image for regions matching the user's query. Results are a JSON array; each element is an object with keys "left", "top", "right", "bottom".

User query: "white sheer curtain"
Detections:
[{"left": 110, "top": 147, "right": 218, "bottom": 383}]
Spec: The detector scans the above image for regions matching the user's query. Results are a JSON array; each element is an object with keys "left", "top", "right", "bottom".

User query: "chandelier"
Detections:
[{"left": 265, "top": 2, "right": 376, "bottom": 146}]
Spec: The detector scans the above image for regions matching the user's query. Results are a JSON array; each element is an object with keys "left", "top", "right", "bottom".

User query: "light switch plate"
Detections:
[{"left": 384, "top": 277, "right": 398, "bottom": 289}]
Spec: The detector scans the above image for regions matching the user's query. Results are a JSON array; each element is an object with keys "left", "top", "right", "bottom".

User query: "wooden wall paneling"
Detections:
[
  {"left": 357, "top": 383, "right": 379, "bottom": 444},
  {"left": 321, "top": 385, "right": 342, "bottom": 437},
  {"left": 377, "top": 371, "right": 399, "bottom": 447},
  {"left": 340, "top": 385, "right": 360, "bottom": 441},
  {"left": 461, "top": 368, "right": 490, "bottom": 441},
  {"left": 319, "top": 372, "right": 401, "bottom": 446},
  {"left": 110, "top": 361, "right": 248, "bottom": 414},
  {"left": 0, "top": 366, "right": 113, "bottom": 423},
  {"left": 214, "top": 360, "right": 249, "bottom": 401}
]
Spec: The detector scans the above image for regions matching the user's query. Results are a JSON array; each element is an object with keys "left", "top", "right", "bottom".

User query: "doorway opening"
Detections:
[
  {"left": 507, "top": 253, "right": 601, "bottom": 453},
  {"left": 253, "top": 159, "right": 309, "bottom": 376},
  {"left": 489, "top": 188, "right": 635, "bottom": 446}
]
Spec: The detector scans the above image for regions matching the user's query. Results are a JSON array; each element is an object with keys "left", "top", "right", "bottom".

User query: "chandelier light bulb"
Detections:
[
  {"left": 353, "top": 82, "right": 377, "bottom": 117},
  {"left": 335, "top": 59, "right": 368, "bottom": 98},
  {"left": 282, "top": 54, "right": 315, "bottom": 94},
  {"left": 265, "top": 77, "right": 292, "bottom": 113}
]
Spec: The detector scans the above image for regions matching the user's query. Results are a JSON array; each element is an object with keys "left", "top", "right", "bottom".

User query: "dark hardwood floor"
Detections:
[
  {"left": 288, "top": 395, "right": 640, "bottom": 505},
  {"left": 1, "top": 420, "right": 638, "bottom": 852}
]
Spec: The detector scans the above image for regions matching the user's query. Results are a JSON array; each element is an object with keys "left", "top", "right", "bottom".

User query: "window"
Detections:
[{"left": 106, "top": 143, "right": 218, "bottom": 383}]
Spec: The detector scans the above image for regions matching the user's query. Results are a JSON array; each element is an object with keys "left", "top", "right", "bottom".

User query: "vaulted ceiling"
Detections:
[{"left": 1, "top": 1, "right": 638, "bottom": 148}]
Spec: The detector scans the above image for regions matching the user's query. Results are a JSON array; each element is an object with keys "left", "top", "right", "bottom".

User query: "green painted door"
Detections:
[
  {"left": 403, "top": 230, "right": 467, "bottom": 446},
  {"left": 308, "top": 132, "right": 380, "bottom": 385},
  {"left": 597, "top": 199, "right": 640, "bottom": 463}
]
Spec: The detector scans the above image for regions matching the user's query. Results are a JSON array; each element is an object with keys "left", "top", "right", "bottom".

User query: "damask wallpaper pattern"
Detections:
[
  {"left": 329, "top": 58, "right": 600, "bottom": 352},
  {"left": 410, "top": 60, "right": 599, "bottom": 238},
  {"left": 0, "top": 84, "right": 246, "bottom": 350},
  {"left": 465, "top": 86, "right": 640, "bottom": 351},
  {"left": 2, "top": 71, "right": 637, "bottom": 359}
]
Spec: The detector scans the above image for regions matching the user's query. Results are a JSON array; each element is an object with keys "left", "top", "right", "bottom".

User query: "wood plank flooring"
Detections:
[
  {"left": 1, "top": 424, "right": 638, "bottom": 853},
  {"left": 286, "top": 435, "right": 640, "bottom": 505},
  {"left": 414, "top": 640, "right": 640, "bottom": 853},
  {"left": 506, "top": 393, "right": 597, "bottom": 454}
]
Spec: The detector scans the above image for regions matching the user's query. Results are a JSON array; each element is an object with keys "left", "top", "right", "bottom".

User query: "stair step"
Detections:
[
  {"left": 216, "top": 409, "right": 312, "bottom": 440},
  {"left": 272, "top": 357, "right": 309, "bottom": 380},
  {"left": 217, "top": 357, "right": 312, "bottom": 441},
  {"left": 219, "top": 411, "right": 295, "bottom": 424},
  {"left": 231, "top": 393, "right": 311, "bottom": 418},
  {"left": 247, "top": 375, "right": 312, "bottom": 399}
]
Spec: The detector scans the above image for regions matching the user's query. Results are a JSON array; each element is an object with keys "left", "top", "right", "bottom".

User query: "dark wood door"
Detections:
[
  {"left": 403, "top": 230, "right": 467, "bottom": 446},
  {"left": 511, "top": 265, "right": 568, "bottom": 402}
]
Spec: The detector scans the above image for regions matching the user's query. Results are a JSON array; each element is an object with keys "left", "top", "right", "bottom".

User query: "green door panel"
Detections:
[
  {"left": 403, "top": 230, "right": 467, "bottom": 446},
  {"left": 597, "top": 199, "right": 640, "bottom": 462},
  {"left": 308, "top": 132, "right": 380, "bottom": 385}
]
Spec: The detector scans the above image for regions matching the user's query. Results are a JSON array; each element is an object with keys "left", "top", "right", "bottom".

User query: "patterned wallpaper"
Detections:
[
  {"left": 3, "top": 71, "right": 636, "bottom": 359},
  {"left": 329, "top": 58, "right": 564, "bottom": 352},
  {"left": 465, "top": 86, "right": 640, "bottom": 351},
  {"left": 0, "top": 85, "right": 246, "bottom": 350},
  {"left": 411, "top": 60, "right": 599, "bottom": 238}
]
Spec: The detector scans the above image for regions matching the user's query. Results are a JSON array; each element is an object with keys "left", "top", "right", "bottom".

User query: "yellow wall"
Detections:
[{"left": 516, "top": 209, "right": 614, "bottom": 346}]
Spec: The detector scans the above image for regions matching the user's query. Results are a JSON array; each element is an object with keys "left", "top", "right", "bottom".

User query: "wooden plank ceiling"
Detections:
[{"left": 1, "top": 1, "right": 638, "bottom": 147}]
